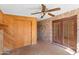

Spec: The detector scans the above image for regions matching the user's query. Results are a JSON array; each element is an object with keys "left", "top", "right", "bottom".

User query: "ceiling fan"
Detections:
[{"left": 31, "top": 4, "right": 61, "bottom": 18}]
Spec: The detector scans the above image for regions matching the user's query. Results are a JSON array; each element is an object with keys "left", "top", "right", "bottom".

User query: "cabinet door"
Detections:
[
  {"left": 14, "top": 20, "right": 32, "bottom": 48},
  {"left": 14, "top": 20, "right": 24, "bottom": 48},
  {"left": 53, "top": 20, "right": 63, "bottom": 44},
  {"left": 4, "top": 16, "right": 15, "bottom": 49},
  {"left": 23, "top": 20, "right": 32, "bottom": 46}
]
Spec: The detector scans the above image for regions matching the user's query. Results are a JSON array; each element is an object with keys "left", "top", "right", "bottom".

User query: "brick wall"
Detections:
[{"left": 37, "top": 20, "right": 52, "bottom": 43}]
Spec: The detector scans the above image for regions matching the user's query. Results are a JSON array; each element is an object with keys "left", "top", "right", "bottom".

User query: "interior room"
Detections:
[{"left": 0, "top": 4, "right": 79, "bottom": 55}]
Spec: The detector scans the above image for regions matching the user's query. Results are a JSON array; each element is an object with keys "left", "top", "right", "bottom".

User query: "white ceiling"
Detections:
[{"left": 0, "top": 4, "right": 79, "bottom": 20}]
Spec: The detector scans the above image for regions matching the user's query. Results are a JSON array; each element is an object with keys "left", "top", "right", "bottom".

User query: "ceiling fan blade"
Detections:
[
  {"left": 41, "top": 4, "right": 46, "bottom": 8},
  {"left": 48, "top": 13, "right": 55, "bottom": 17},
  {"left": 31, "top": 12, "right": 42, "bottom": 15},
  {"left": 41, "top": 4, "right": 46, "bottom": 12},
  {"left": 46, "top": 8, "right": 61, "bottom": 12},
  {"left": 31, "top": 4, "right": 46, "bottom": 15}
]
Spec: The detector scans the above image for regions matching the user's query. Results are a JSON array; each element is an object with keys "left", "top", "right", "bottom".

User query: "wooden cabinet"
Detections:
[
  {"left": 52, "top": 15, "right": 77, "bottom": 52},
  {"left": 3, "top": 14, "right": 37, "bottom": 50}
]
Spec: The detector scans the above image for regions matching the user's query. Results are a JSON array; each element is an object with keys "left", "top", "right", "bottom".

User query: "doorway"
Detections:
[{"left": 52, "top": 15, "right": 77, "bottom": 52}]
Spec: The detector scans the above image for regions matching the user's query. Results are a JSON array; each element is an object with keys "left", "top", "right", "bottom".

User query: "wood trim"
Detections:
[
  {"left": 31, "top": 18, "right": 37, "bottom": 44},
  {"left": 52, "top": 15, "right": 77, "bottom": 22},
  {"left": 4, "top": 14, "right": 36, "bottom": 21}
]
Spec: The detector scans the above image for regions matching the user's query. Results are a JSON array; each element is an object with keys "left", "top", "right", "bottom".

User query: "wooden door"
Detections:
[
  {"left": 23, "top": 20, "right": 32, "bottom": 46},
  {"left": 63, "top": 20, "right": 69, "bottom": 47},
  {"left": 52, "top": 15, "right": 77, "bottom": 52},
  {"left": 63, "top": 16, "right": 77, "bottom": 51},
  {"left": 4, "top": 16, "right": 15, "bottom": 49},
  {"left": 14, "top": 19, "right": 32, "bottom": 48},
  {"left": 68, "top": 19, "right": 77, "bottom": 51},
  {"left": 53, "top": 20, "right": 63, "bottom": 44},
  {"left": 14, "top": 20, "right": 24, "bottom": 48}
]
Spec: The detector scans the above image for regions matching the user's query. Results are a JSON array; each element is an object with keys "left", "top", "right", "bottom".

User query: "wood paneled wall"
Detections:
[
  {"left": 0, "top": 11, "right": 37, "bottom": 50},
  {"left": 37, "top": 20, "right": 52, "bottom": 43}
]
